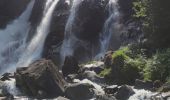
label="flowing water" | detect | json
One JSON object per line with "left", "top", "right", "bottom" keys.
{"left": 0, "top": 0, "right": 60, "bottom": 74}
{"left": 17, "top": 0, "right": 60, "bottom": 67}
{"left": 0, "top": 0, "right": 35, "bottom": 74}
{"left": 96, "top": 0, "right": 121, "bottom": 58}
{"left": 60, "top": 0, "right": 82, "bottom": 62}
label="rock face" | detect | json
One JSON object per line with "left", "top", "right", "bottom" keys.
{"left": 72, "top": 0, "right": 108, "bottom": 41}
{"left": 15, "top": 59, "right": 66, "bottom": 98}
{"left": 65, "top": 83, "right": 94, "bottom": 100}
{"left": 43, "top": 0, "right": 71, "bottom": 60}
{"left": 0, "top": 0, "right": 30, "bottom": 28}
{"left": 62, "top": 56, "right": 80, "bottom": 77}
{"left": 118, "top": 0, "right": 134, "bottom": 23}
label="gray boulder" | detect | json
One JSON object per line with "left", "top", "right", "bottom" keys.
{"left": 15, "top": 59, "right": 67, "bottom": 98}
{"left": 65, "top": 83, "right": 94, "bottom": 100}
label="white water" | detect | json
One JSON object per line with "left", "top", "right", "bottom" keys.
{"left": 0, "top": 78, "right": 21, "bottom": 96}
{"left": 0, "top": 0, "right": 35, "bottom": 74}
{"left": 17, "top": 0, "right": 60, "bottom": 67}
{"left": 60, "top": 0, "right": 82, "bottom": 62}
{"left": 73, "top": 79, "right": 105, "bottom": 95}
{"left": 96, "top": 0, "right": 121, "bottom": 58}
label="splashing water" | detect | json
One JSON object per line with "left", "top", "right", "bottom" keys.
{"left": 17, "top": 0, "right": 60, "bottom": 67}
{"left": 0, "top": 0, "right": 35, "bottom": 74}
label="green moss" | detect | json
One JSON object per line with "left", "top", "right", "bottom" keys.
{"left": 100, "top": 46, "right": 147, "bottom": 84}
{"left": 99, "top": 67, "right": 112, "bottom": 77}
{"left": 112, "top": 47, "right": 130, "bottom": 60}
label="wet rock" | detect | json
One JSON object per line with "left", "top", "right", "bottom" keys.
{"left": 66, "top": 74, "right": 80, "bottom": 83}
{"left": 81, "top": 71, "right": 104, "bottom": 83}
{"left": 134, "top": 79, "right": 153, "bottom": 90}
{"left": 160, "top": 83, "right": 170, "bottom": 92}
{"left": 104, "top": 85, "right": 118, "bottom": 95}
{"left": 104, "top": 51, "right": 114, "bottom": 66}
{"left": 0, "top": 73, "right": 11, "bottom": 81}
{"left": 153, "top": 80, "right": 162, "bottom": 89}
{"left": 0, "top": 0, "right": 30, "bottom": 28}
{"left": 73, "top": 0, "right": 108, "bottom": 41}
{"left": 43, "top": 0, "right": 71, "bottom": 61}
{"left": 57, "top": 96, "right": 70, "bottom": 100}
{"left": 82, "top": 61, "right": 104, "bottom": 74}
{"left": 15, "top": 59, "right": 66, "bottom": 98}
{"left": 118, "top": 0, "right": 134, "bottom": 23}
{"left": 115, "top": 85, "right": 135, "bottom": 100}
{"left": 65, "top": 83, "right": 94, "bottom": 100}
{"left": 96, "top": 95, "right": 117, "bottom": 100}
{"left": 62, "top": 56, "right": 80, "bottom": 77}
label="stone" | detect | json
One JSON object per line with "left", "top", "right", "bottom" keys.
{"left": 65, "top": 83, "right": 94, "bottom": 100}
{"left": 56, "top": 96, "right": 70, "bottom": 100}
{"left": 104, "top": 85, "right": 118, "bottom": 95}
{"left": 62, "top": 56, "right": 80, "bottom": 77}
{"left": 15, "top": 59, "right": 67, "bottom": 98}
{"left": 134, "top": 79, "right": 153, "bottom": 90}
{"left": 115, "top": 85, "right": 135, "bottom": 100}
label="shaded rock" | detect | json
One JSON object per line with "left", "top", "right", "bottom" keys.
{"left": 66, "top": 74, "right": 80, "bottom": 83}
{"left": 0, "top": 0, "right": 30, "bottom": 28}
{"left": 134, "top": 79, "right": 153, "bottom": 90}
{"left": 118, "top": 0, "right": 134, "bottom": 23}
{"left": 57, "top": 96, "right": 70, "bottom": 100}
{"left": 104, "top": 51, "right": 114, "bottom": 66}
{"left": 153, "top": 80, "right": 162, "bottom": 89}
{"left": 73, "top": 0, "right": 108, "bottom": 41}
{"left": 15, "top": 59, "right": 66, "bottom": 98}
{"left": 0, "top": 73, "right": 11, "bottom": 81}
{"left": 65, "top": 83, "right": 94, "bottom": 100}
{"left": 81, "top": 71, "right": 104, "bottom": 83}
{"left": 160, "top": 83, "right": 170, "bottom": 92}
{"left": 43, "top": 0, "right": 71, "bottom": 62}
{"left": 62, "top": 56, "right": 80, "bottom": 77}
{"left": 82, "top": 61, "right": 104, "bottom": 74}
{"left": 104, "top": 85, "right": 118, "bottom": 95}
{"left": 115, "top": 85, "right": 135, "bottom": 100}
{"left": 96, "top": 95, "right": 117, "bottom": 100}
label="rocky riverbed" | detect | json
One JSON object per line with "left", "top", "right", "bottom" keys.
{"left": 0, "top": 57, "right": 170, "bottom": 100}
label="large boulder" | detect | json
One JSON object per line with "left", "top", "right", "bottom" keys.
{"left": 65, "top": 83, "right": 94, "bottom": 100}
{"left": 0, "top": 0, "right": 30, "bottom": 28}
{"left": 62, "top": 56, "right": 80, "bottom": 77}
{"left": 134, "top": 79, "right": 153, "bottom": 90}
{"left": 115, "top": 85, "right": 135, "bottom": 100}
{"left": 15, "top": 59, "right": 66, "bottom": 98}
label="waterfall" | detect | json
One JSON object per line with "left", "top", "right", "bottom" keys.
{"left": 17, "top": 0, "right": 60, "bottom": 67}
{"left": 60, "top": 0, "right": 82, "bottom": 62}
{"left": 96, "top": 0, "right": 121, "bottom": 58}
{"left": 0, "top": 0, "right": 35, "bottom": 74}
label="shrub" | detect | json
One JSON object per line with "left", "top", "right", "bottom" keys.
{"left": 144, "top": 49, "right": 170, "bottom": 82}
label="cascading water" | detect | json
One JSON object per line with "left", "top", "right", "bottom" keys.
{"left": 60, "top": 0, "right": 82, "bottom": 62}
{"left": 0, "top": 0, "right": 60, "bottom": 74}
{"left": 96, "top": 0, "right": 121, "bottom": 58}
{"left": 17, "top": 0, "right": 60, "bottom": 67}
{"left": 0, "top": 0, "right": 35, "bottom": 74}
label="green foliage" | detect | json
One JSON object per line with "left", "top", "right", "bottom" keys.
{"left": 100, "top": 46, "right": 147, "bottom": 84}
{"left": 99, "top": 67, "right": 112, "bottom": 77}
{"left": 144, "top": 49, "right": 170, "bottom": 82}
{"left": 112, "top": 47, "right": 130, "bottom": 60}
{"left": 133, "top": 0, "right": 147, "bottom": 18}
